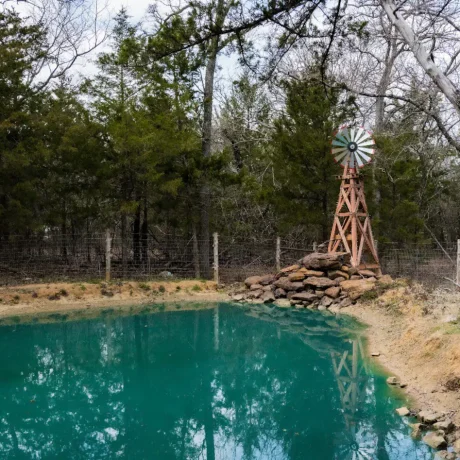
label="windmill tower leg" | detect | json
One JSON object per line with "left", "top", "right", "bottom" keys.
{"left": 328, "top": 167, "right": 381, "bottom": 274}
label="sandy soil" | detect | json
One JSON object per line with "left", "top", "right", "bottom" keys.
{"left": 0, "top": 279, "right": 228, "bottom": 324}
{"left": 0, "top": 278, "right": 459, "bottom": 429}
{"left": 346, "top": 283, "right": 460, "bottom": 426}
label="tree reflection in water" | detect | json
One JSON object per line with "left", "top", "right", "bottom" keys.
{"left": 0, "top": 304, "right": 433, "bottom": 459}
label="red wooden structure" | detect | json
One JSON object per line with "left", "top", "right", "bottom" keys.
{"left": 328, "top": 163, "right": 381, "bottom": 273}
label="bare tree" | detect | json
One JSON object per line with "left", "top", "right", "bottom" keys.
{"left": 379, "top": 0, "right": 460, "bottom": 117}
{"left": 3, "top": 0, "right": 109, "bottom": 92}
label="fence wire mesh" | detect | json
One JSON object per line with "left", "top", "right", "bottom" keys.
{"left": 0, "top": 234, "right": 457, "bottom": 289}
{"left": 379, "top": 243, "right": 458, "bottom": 288}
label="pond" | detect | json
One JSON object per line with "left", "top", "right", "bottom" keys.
{"left": 0, "top": 303, "right": 433, "bottom": 459}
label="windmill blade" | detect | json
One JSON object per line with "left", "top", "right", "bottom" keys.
{"left": 356, "top": 150, "right": 371, "bottom": 163}
{"left": 355, "top": 130, "right": 371, "bottom": 142}
{"left": 341, "top": 128, "right": 352, "bottom": 142}
{"left": 354, "top": 128, "right": 366, "bottom": 144}
{"left": 357, "top": 146, "right": 375, "bottom": 154}
{"left": 349, "top": 153, "right": 355, "bottom": 168}
{"left": 340, "top": 153, "right": 350, "bottom": 166}
{"left": 336, "top": 133, "right": 348, "bottom": 144}
{"left": 332, "top": 139, "right": 348, "bottom": 147}
{"left": 333, "top": 147, "right": 348, "bottom": 154}
{"left": 354, "top": 152, "right": 364, "bottom": 168}
{"left": 335, "top": 150, "right": 350, "bottom": 163}
{"left": 349, "top": 128, "right": 356, "bottom": 142}
{"left": 356, "top": 139, "right": 375, "bottom": 147}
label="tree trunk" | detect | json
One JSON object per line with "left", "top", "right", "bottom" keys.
{"left": 61, "top": 203, "right": 67, "bottom": 261}
{"left": 200, "top": 0, "right": 229, "bottom": 279}
{"left": 121, "top": 214, "right": 128, "bottom": 277}
{"left": 380, "top": 0, "right": 460, "bottom": 117}
{"left": 141, "top": 197, "right": 148, "bottom": 270}
{"left": 200, "top": 43, "right": 218, "bottom": 278}
{"left": 86, "top": 218, "right": 91, "bottom": 263}
{"left": 322, "top": 192, "right": 328, "bottom": 242}
{"left": 133, "top": 201, "right": 141, "bottom": 266}
{"left": 192, "top": 222, "right": 201, "bottom": 279}
{"left": 373, "top": 30, "right": 400, "bottom": 226}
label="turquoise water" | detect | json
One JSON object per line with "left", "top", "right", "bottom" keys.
{"left": 0, "top": 303, "right": 433, "bottom": 459}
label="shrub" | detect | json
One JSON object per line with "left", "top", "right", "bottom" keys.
{"left": 361, "top": 290, "right": 379, "bottom": 301}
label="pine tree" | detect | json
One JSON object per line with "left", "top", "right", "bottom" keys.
{"left": 270, "top": 71, "right": 355, "bottom": 242}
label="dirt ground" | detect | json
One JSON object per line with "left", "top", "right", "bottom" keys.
{"left": 0, "top": 279, "right": 228, "bottom": 324}
{"left": 347, "top": 283, "right": 460, "bottom": 425}
{"left": 0, "top": 277, "right": 459, "bottom": 426}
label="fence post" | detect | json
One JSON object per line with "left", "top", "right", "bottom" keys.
{"left": 213, "top": 232, "right": 219, "bottom": 284}
{"left": 457, "top": 239, "right": 460, "bottom": 288}
{"left": 276, "top": 237, "right": 281, "bottom": 272}
{"left": 313, "top": 241, "right": 317, "bottom": 252}
{"left": 105, "top": 229, "right": 111, "bottom": 283}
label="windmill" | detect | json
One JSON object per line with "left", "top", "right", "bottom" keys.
{"left": 328, "top": 126, "right": 381, "bottom": 274}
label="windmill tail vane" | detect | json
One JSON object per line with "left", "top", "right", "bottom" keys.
{"left": 328, "top": 125, "right": 381, "bottom": 274}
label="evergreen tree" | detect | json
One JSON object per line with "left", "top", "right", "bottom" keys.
{"left": 0, "top": 10, "right": 48, "bottom": 237}
{"left": 270, "top": 72, "right": 355, "bottom": 241}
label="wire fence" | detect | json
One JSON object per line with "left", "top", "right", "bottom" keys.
{"left": 379, "top": 242, "right": 458, "bottom": 289}
{"left": 0, "top": 233, "right": 457, "bottom": 289}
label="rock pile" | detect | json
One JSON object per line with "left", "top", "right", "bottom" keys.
{"left": 232, "top": 252, "right": 390, "bottom": 311}
{"left": 396, "top": 406, "right": 459, "bottom": 455}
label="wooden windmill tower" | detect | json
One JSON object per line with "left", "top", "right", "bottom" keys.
{"left": 328, "top": 126, "right": 381, "bottom": 274}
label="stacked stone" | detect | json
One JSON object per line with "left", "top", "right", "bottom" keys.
{"left": 232, "top": 252, "right": 384, "bottom": 311}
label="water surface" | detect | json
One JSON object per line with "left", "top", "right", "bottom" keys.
{"left": 0, "top": 303, "right": 433, "bottom": 459}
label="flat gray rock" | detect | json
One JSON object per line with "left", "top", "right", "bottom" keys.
{"left": 422, "top": 432, "right": 447, "bottom": 450}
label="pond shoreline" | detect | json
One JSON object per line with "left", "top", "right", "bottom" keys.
{"left": 0, "top": 280, "right": 227, "bottom": 322}
{"left": 344, "top": 293, "right": 460, "bottom": 426}
{"left": 0, "top": 279, "right": 459, "bottom": 447}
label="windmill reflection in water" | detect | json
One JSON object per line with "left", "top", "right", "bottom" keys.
{"left": 331, "top": 336, "right": 376, "bottom": 460}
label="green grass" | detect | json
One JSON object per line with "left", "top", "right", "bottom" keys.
{"left": 361, "top": 290, "right": 379, "bottom": 301}
{"left": 159, "top": 285, "right": 166, "bottom": 293}
{"left": 191, "top": 284, "right": 202, "bottom": 292}
{"left": 138, "top": 283, "right": 151, "bottom": 291}
{"left": 432, "top": 322, "right": 460, "bottom": 335}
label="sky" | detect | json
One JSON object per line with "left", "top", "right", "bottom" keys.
{"left": 70, "top": 0, "right": 240, "bottom": 92}
{"left": 110, "top": 0, "right": 150, "bottom": 19}
{"left": 71, "top": 0, "right": 154, "bottom": 77}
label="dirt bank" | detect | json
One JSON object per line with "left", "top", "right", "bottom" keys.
{"left": 0, "top": 279, "right": 228, "bottom": 324}
{"left": 346, "top": 283, "right": 460, "bottom": 426}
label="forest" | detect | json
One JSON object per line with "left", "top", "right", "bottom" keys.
{"left": 0, "top": 0, "right": 459, "bottom": 276}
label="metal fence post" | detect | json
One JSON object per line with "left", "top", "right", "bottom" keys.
{"left": 276, "top": 237, "right": 281, "bottom": 272}
{"left": 213, "top": 232, "right": 219, "bottom": 284}
{"left": 457, "top": 239, "right": 460, "bottom": 288}
{"left": 105, "top": 230, "right": 111, "bottom": 283}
